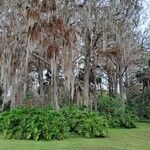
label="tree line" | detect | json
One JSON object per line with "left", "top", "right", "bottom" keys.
{"left": 0, "top": 0, "right": 149, "bottom": 113}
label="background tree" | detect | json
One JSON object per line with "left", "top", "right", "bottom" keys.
{"left": 0, "top": 0, "right": 149, "bottom": 112}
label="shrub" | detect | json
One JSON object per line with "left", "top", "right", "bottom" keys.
{"left": 97, "top": 95, "right": 137, "bottom": 128}
{"left": 0, "top": 107, "right": 69, "bottom": 140}
{"left": 1, "top": 106, "right": 108, "bottom": 140}
{"left": 61, "top": 106, "right": 108, "bottom": 138}
{"left": 98, "top": 95, "right": 123, "bottom": 116}
{"left": 0, "top": 112, "right": 5, "bottom": 132}
{"left": 128, "top": 88, "right": 150, "bottom": 121}
{"left": 106, "top": 116, "right": 121, "bottom": 128}
{"left": 119, "top": 111, "right": 137, "bottom": 128}
{"left": 107, "top": 111, "right": 137, "bottom": 128}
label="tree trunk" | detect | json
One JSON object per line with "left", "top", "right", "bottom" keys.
{"left": 93, "top": 67, "right": 97, "bottom": 111}
{"left": 83, "top": 28, "right": 91, "bottom": 107}
{"left": 118, "top": 65, "right": 125, "bottom": 112}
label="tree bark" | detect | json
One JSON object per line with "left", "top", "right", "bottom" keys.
{"left": 83, "top": 28, "right": 91, "bottom": 107}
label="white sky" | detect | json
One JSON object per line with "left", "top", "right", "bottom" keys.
{"left": 140, "top": 0, "right": 150, "bottom": 31}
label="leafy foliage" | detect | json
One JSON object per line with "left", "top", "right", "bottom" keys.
{"left": 0, "top": 97, "right": 137, "bottom": 142}
{"left": 107, "top": 111, "right": 137, "bottom": 128}
{"left": 128, "top": 88, "right": 150, "bottom": 121}
{"left": 98, "top": 95, "right": 122, "bottom": 117}
{"left": 98, "top": 96, "right": 137, "bottom": 128}
{"left": 61, "top": 106, "right": 108, "bottom": 138}
{"left": 0, "top": 108, "right": 69, "bottom": 140}
{"left": 0, "top": 106, "right": 109, "bottom": 140}
{"left": 119, "top": 111, "right": 137, "bottom": 128}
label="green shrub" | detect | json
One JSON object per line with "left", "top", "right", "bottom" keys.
{"left": 97, "top": 95, "right": 137, "bottom": 128}
{"left": 98, "top": 95, "right": 122, "bottom": 117}
{"left": 61, "top": 106, "right": 108, "bottom": 138}
{"left": 106, "top": 116, "right": 121, "bottom": 128}
{"left": 1, "top": 106, "right": 109, "bottom": 140}
{"left": 128, "top": 88, "right": 150, "bottom": 121}
{"left": 119, "top": 111, "right": 137, "bottom": 128}
{"left": 1, "top": 107, "right": 69, "bottom": 140}
{"left": 107, "top": 111, "right": 137, "bottom": 128}
{"left": 0, "top": 110, "right": 11, "bottom": 132}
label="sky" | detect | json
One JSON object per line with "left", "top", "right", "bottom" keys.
{"left": 140, "top": 0, "right": 150, "bottom": 31}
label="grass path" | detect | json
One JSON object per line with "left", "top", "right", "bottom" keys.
{"left": 0, "top": 123, "right": 150, "bottom": 150}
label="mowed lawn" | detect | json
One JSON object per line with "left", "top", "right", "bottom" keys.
{"left": 0, "top": 123, "right": 150, "bottom": 150}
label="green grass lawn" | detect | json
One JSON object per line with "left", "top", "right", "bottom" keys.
{"left": 0, "top": 123, "right": 150, "bottom": 150}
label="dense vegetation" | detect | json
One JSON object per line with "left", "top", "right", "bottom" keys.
{"left": 127, "top": 88, "right": 150, "bottom": 121}
{"left": 0, "top": 107, "right": 108, "bottom": 140}
{"left": 0, "top": 123, "right": 150, "bottom": 150}
{"left": 0, "top": 108, "right": 69, "bottom": 140}
{"left": 0, "top": 102, "right": 138, "bottom": 141}
{"left": 98, "top": 96, "right": 137, "bottom": 128}
{"left": 0, "top": 0, "right": 149, "bottom": 112}
{"left": 61, "top": 106, "right": 108, "bottom": 137}
{"left": 0, "top": 1, "right": 149, "bottom": 148}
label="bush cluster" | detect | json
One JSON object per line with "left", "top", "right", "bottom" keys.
{"left": 0, "top": 108, "right": 68, "bottom": 140}
{"left": 107, "top": 111, "right": 136, "bottom": 128}
{"left": 0, "top": 97, "right": 137, "bottom": 141}
{"left": 0, "top": 106, "right": 109, "bottom": 140}
{"left": 128, "top": 88, "right": 150, "bottom": 121}
{"left": 61, "top": 106, "right": 108, "bottom": 138}
{"left": 98, "top": 95, "right": 137, "bottom": 128}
